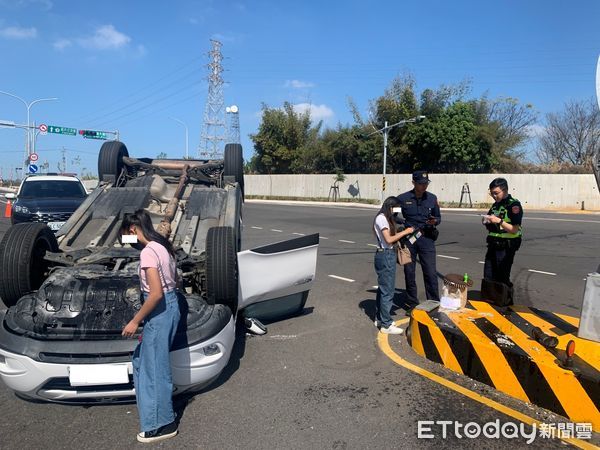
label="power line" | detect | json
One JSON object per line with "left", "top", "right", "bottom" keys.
{"left": 70, "top": 55, "right": 204, "bottom": 124}
{"left": 91, "top": 80, "right": 204, "bottom": 128}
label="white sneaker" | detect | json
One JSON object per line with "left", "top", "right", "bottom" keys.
{"left": 381, "top": 324, "right": 404, "bottom": 335}
{"left": 374, "top": 319, "right": 378, "bottom": 327}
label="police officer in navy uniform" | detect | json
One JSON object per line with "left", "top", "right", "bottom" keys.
{"left": 397, "top": 171, "right": 441, "bottom": 308}
{"left": 482, "top": 178, "right": 523, "bottom": 298}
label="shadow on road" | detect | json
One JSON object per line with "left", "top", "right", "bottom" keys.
{"left": 359, "top": 288, "right": 418, "bottom": 324}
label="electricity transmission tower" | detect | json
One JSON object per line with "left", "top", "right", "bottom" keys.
{"left": 198, "top": 39, "right": 227, "bottom": 158}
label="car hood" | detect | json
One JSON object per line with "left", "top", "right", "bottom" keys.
{"left": 16, "top": 197, "right": 85, "bottom": 212}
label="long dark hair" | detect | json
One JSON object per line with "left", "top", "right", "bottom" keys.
{"left": 121, "top": 209, "right": 176, "bottom": 257}
{"left": 375, "top": 196, "right": 401, "bottom": 236}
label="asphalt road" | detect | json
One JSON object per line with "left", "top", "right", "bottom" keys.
{"left": 0, "top": 201, "right": 597, "bottom": 449}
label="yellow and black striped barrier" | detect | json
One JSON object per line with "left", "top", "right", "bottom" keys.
{"left": 407, "top": 301, "right": 600, "bottom": 431}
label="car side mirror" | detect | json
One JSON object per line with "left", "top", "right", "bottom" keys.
{"left": 4, "top": 193, "right": 16, "bottom": 200}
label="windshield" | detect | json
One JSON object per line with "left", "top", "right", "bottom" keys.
{"left": 19, "top": 180, "right": 87, "bottom": 198}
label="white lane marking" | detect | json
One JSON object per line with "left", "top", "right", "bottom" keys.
{"left": 328, "top": 274, "right": 355, "bottom": 283}
{"left": 367, "top": 244, "right": 378, "bottom": 247}
{"left": 271, "top": 229, "right": 283, "bottom": 232}
{"left": 528, "top": 269, "right": 557, "bottom": 276}
{"left": 478, "top": 261, "right": 485, "bottom": 264}
{"left": 251, "top": 226, "right": 263, "bottom": 230}
{"left": 339, "top": 239, "right": 356, "bottom": 244}
{"left": 438, "top": 254, "right": 460, "bottom": 260}
{"left": 292, "top": 232, "right": 305, "bottom": 236}
{"left": 268, "top": 335, "right": 297, "bottom": 340}
{"left": 319, "top": 236, "right": 329, "bottom": 240}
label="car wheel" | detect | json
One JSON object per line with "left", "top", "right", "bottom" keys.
{"left": 98, "top": 141, "right": 129, "bottom": 186}
{"left": 224, "top": 143, "right": 244, "bottom": 196}
{"left": 206, "top": 226, "right": 237, "bottom": 311}
{"left": 0, "top": 223, "right": 58, "bottom": 307}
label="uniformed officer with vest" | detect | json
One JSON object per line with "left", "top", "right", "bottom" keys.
{"left": 482, "top": 177, "right": 523, "bottom": 294}
{"left": 397, "top": 170, "right": 441, "bottom": 307}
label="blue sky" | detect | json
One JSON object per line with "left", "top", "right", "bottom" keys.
{"left": 0, "top": 0, "right": 599, "bottom": 179}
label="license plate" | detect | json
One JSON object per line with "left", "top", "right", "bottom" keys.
{"left": 68, "top": 364, "right": 129, "bottom": 386}
{"left": 47, "top": 221, "right": 65, "bottom": 231}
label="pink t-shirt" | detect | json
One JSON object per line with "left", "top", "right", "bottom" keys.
{"left": 139, "top": 241, "right": 177, "bottom": 293}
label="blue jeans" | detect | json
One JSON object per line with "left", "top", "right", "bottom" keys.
{"left": 133, "top": 289, "right": 181, "bottom": 432}
{"left": 403, "top": 237, "right": 440, "bottom": 302}
{"left": 374, "top": 248, "right": 397, "bottom": 328}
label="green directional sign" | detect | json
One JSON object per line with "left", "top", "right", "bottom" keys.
{"left": 79, "top": 129, "right": 108, "bottom": 140}
{"left": 48, "top": 125, "right": 77, "bottom": 136}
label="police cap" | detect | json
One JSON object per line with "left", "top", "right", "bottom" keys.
{"left": 412, "top": 170, "right": 430, "bottom": 184}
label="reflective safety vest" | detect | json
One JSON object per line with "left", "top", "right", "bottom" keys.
{"left": 488, "top": 197, "right": 522, "bottom": 239}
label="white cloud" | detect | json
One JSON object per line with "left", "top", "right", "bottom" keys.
{"left": 0, "top": 26, "right": 37, "bottom": 39}
{"left": 284, "top": 79, "right": 315, "bottom": 89}
{"left": 135, "top": 44, "right": 148, "bottom": 57}
{"left": 0, "top": 0, "right": 52, "bottom": 10}
{"left": 293, "top": 103, "right": 334, "bottom": 121}
{"left": 53, "top": 38, "right": 72, "bottom": 50}
{"left": 212, "top": 32, "right": 236, "bottom": 43}
{"left": 526, "top": 124, "right": 546, "bottom": 138}
{"left": 78, "top": 25, "right": 131, "bottom": 50}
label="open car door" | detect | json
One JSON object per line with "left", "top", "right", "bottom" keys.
{"left": 237, "top": 233, "right": 319, "bottom": 321}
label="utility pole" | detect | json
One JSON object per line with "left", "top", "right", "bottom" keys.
{"left": 226, "top": 105, "right": 240, "bottom": 144}
{"left": 364, "top": 116, "right": 426, "bottom": 203}
{"left": 0, "top": 91, "right": 58, "bottom": 170}
{"left": 60, "top": 147, "right": 67, "bottom": 173}
{"left": 170, "top": 117, "right": 189, "bottom": 158}
{"left": 198, "top": 39, "right": 227, "bottom": 159}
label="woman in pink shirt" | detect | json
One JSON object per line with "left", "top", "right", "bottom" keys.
{"left": 121, "top": 209, "right": 180, "bottom": 444}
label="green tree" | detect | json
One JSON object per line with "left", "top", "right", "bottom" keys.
{"left": 249, "top": 102, "right": 321, "bottom": 174}
{"left": 473, "top": 96, "right": 537, "bottom": 171}
{"left": 405, "top": 102, "right": 493, "bottom": 172}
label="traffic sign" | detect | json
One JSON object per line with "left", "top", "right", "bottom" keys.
{"left": 79, "top": 129, "right": 108, "bottom": 140}
{"left": 48, "top": 125, "right": 77, "bottom": 136}
{"left": 29, "top": 153, "right": 39, "bottom": 162}
{"left": 39, "top": 124, "right": 48, "bottom": 133}
{"left": 28, "top": 164, "right": 38, "bottom": 174}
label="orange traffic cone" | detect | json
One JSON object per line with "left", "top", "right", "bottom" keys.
{"left": 4, "top": 198, "right": 11, "bottom": 218}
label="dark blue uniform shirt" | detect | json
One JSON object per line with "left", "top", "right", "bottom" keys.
{"left": 397, "top": 190, "right": 442, "bottom": 229}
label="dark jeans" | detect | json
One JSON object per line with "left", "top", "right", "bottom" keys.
{"left": 403, "top": 236, "right": 439, "bottom": 302}
{"left": 483, "top": 238, "right": 521, "bottom": 285}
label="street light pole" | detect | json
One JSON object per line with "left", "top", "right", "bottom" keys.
{"left": 365, "top": 115, "right": 426, "bottom": 203}
{"left": 0, "top": 90, "right": 58, "bottom": 165}
{"left": 170, "top": 117, "right": 189, "bottom": 159}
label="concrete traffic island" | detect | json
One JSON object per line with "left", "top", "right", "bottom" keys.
{"left": 406, "top": 300, "right": 600, "bottom": 432}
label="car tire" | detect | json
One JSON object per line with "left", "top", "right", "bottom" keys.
{"left": 206, "top": 226, "right": 237, "bottom": 311}
{"left": 224, "top": 143, "right": 244, "bottom": 195}
{"left": 0, "top": 223, "right": 58, "bottom": 307}
{"left": 98, "top": 141, "right": 129, "bottom": 186}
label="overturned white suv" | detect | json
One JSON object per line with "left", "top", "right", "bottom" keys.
{"left": 0, "top": 141, "right": 318, "bottom": 403}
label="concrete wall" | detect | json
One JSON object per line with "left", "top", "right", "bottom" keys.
{"left": 245, "top": 174, "right": 600, "bottom": 210}
{"left": 82, "top": 174, "right": 600, "bottom": 210}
